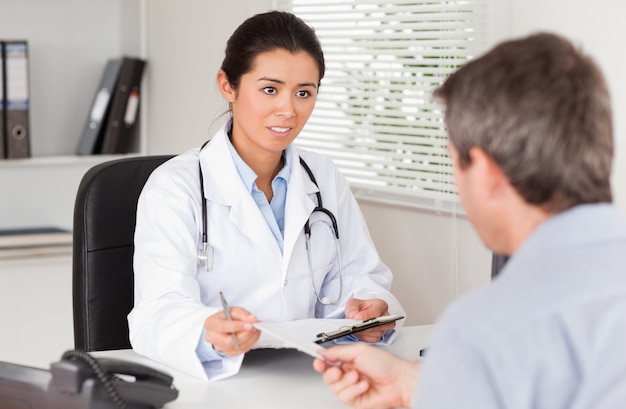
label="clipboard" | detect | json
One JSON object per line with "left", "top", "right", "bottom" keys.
{"left": 314, "top": 314, "right": 404, "bottom": 344}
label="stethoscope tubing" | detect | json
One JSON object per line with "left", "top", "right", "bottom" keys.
{"left": 197, "top": 142, "right": 343, "bottom": 304}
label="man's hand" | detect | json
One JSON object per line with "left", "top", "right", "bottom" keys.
{"left": 313, "top": 343, "right": 419, "bottom": 409}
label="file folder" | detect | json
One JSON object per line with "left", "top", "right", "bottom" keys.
{"left": 0, "top": 42, "right": 5, "bottom": 159}
{"left": 3, "top": 40, "right": 30, "bottom": 159}
{"left": 100, "top": 56, "right": 146, "bottom": 154}
{"left": 76, "top": 58, "right": 123, "bottom": 155}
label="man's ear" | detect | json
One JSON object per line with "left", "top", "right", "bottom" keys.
{"left": 468, "top": 147, "right": 508, "bottom": 197}
{"left": 217, "top": 70, "right": 236, "bottom": 103}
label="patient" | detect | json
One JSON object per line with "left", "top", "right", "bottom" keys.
{"left": 314, "top": 32, "right": 626, "bottom": 409}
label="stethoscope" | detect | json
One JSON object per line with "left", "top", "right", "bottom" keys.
{"left": 196, "top": 143, "right": 344, "bottom": 305}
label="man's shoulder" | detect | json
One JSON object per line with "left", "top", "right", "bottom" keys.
{"left": 433, "top": 273, "right": 539, "bottom": 342}
{"left": 433, "top": 284, "right": 502, "bottom": 338}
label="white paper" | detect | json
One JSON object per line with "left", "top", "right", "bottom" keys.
{"left": 253, "top": 318, "right": 359, "bottom": 359}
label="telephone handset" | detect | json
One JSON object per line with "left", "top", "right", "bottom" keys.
{"left": 0, "top": 350, "right": 179, "bottom": 409}
{"left": 51, "top": 350, "right": 179, "bottom": 408}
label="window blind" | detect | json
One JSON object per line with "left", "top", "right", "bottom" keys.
{"left": 277, "top": 0, "right": 488, "bottom": 211}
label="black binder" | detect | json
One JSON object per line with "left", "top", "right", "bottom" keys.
{"left": 3, "top": 40, "right": 30, "bottom": 159}
{"left": 0, "top": 42, "right": 5, "bottom": 159}
{"left": 76, "top": 58, "right": 123, "bottom": 155}
{"left": 100, "top": 56, "right": 146, "bottom": 154}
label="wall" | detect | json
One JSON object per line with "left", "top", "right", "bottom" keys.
{"left": 144, "top": 0, "right": 272, "bottom": 155}
{"left": 360, "top": 202, "right": 491, "bottom": 325}
{"left": 506, "top": 0, "right": 626, "bottom": 213}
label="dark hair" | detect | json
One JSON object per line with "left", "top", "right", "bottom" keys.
{"left": 434, "top": 32, "right": 613, "bottom": 212}
{"left": 221, "top": 10, "right": 325, "bottom": 90}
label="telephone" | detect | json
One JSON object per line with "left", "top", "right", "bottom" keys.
{"left": 0, "top": 350, "right": 179, "bottom": 409}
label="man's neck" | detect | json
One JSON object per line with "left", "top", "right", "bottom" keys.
{"left": 505, "top": 204, "right": 551, "bottom": 255}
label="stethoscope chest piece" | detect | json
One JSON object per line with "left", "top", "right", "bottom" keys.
{"left": 197, "top": 242, "right": 214, "bottom": 272}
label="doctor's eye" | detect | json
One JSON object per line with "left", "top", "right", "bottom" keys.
{"left": 262, "top": 86, "right": 278, "bottom": 95}
{"left": 296, "top": 90, "right": 312, "bottom": 99}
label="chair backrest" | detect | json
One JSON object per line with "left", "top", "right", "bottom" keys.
{"left": 73, "top": 155, "right": 173, "bottom": 352}
{"left": 491, "top": 253, "right": 510, "bottom": 279}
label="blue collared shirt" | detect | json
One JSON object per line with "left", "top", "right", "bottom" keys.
{"left": 416, "top": 204, "right": 626, "bottom": 409}
{"left": 225, "top": 136, "right": 291, "bottom": 253}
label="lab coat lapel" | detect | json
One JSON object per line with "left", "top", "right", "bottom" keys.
{"left": 282, "top": 150, "right": 317, "bottom": 273}
{"left": 200, "top": 132, "right": 282, "bottom": 261}
{"left": 229, "top": 198, "right": 281, "bottom": 256}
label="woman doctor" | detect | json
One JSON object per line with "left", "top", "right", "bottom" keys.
{"left": 128, "top": 10, "right": 405, "bottom": 382}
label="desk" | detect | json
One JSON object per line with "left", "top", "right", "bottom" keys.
{"left": 92, "top": 325, "right": 433, "bottom": 409}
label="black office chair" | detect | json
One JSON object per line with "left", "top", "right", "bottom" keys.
{"left": 491, "top": 253, "right": 510, "bottom": 278}
{"left": 72, "top": 155, "right": 174, "bottom": 352}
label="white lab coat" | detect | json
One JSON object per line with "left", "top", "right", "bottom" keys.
{"left": 128, "top": 122, "right": 405, "bottom": 381}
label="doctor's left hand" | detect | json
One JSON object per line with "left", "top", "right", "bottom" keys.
{"left": 344, "top": 298, "right": 393, "bottom": 343}
{"left": 203, "top": 307, "right": 260, "bottom": 356}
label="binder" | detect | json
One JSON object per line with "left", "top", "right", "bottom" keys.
{"left": 0, "top": 42, "right": 5, "bottom": 159}
{"left": 76, "top": 58, "right": 123, "bottom": 155}
{"left": 100, "top": 56, "right": 146, "bottom": 154}
{"left": 3, "top": 40, "right": 30, "bottom": 159}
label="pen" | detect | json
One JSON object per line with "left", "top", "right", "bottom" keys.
{"left": 219, "top": 292, "right": 239, "bottom": 349}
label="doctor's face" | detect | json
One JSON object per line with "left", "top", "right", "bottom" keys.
{"left": 220, "top": 49, "right": 319, "bottom": 161}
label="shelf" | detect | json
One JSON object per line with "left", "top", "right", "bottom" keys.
{"left": 0, "top": 0, "right": 146, "bottom": 231}
{"left": 0, "top": 154, "right": 139, "bottom": 169}
{"left": 0, "top": 154, "right": 141, "bottom": 231}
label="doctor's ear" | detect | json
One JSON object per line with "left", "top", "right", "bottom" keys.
{"left": 217, "top": 70, "right": 237, "bottom": 103}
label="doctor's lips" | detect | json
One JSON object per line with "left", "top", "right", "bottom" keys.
{"left": 269, "top": 126, "right": 292, "bottom": 133}
{"left": 268, "top": 126, "right": 294, "bottom": 138}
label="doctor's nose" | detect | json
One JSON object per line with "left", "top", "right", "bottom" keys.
{"left": 275, "top": 97, "right": 296, "bottom": 119}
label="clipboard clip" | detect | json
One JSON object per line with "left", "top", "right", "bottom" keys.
{"left": 314, "top": 314, "right": 404, "bottom": 344}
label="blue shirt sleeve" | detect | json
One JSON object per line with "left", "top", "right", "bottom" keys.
{"left": 333, "top": 328, "right": 396, "bottom": 345}
{"left": 196, "top": 327, "right": 226, "bottom": 362}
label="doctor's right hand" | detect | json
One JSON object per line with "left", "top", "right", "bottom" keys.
{"left": 203, "top": 307, "right": 260, "bottom": 356}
